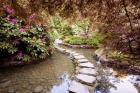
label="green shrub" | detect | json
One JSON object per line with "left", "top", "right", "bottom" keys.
{"left": 64, "top": 36, "right": 85, "bottom": 45}
{"left": 49, "top": 16, "right": 74, "bottom": 39}
{"left": 0, "top": 17, "right": 51, "bottom": 62}
{"left": 64, "top": 32, "right": 105, "bottom": 48}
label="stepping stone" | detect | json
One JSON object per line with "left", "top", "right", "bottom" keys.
{"left": 69, "top": 51, "right": 76, "bottom": 54}
{"left": 77, "top": 59, "right": 89, "bottom": 63}
{"left": 74, "top": 55, "right": 85, "bottom": 59}
{"left": 69, "top": 81, "right": 90, "bottom": 93}
{"left": 79, "top": 62, "right": 94, "bottom": 68}
{"left": 76, "top": 74, "right": 96, "bottom": 84}
{"left": 73, "top": 53, "right": 81, "bottom": 56}
{"left": 65, "top": 50, "right": 72, "bottom": 53}
{"left": 78, "top": 68, "right": 97, "bottom": 76}
{"left": 59, "top": 48, "right": 66, "bottom": 52}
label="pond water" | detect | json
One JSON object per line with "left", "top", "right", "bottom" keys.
{"left": 0, "top": 45, "right": 139, "bottom": 93}
{"left": 0, "top": 51, "right": 74, "bottom": 93}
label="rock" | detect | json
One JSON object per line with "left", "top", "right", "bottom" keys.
{"left": 78, "top": 62, "right": 94, "bottom": 68}
{"left": 72, "top": 53, "right": 81, "bottom": 56}
{"left": 7, "top": 88, "right": 16, "bottom": 93}
{"left": 33, "top": 86, "right": 43, "bottom": 93}
{"left": 76, "top": 74, "right": 96, "bottom": 84}
{"left": 0, "top": 80, "right": 11, "bottom": 88}
{"left": 74, "top": 55, "right": 85, "bottom": 60}
{"left": 65, "top": 50, "right": 72, "bottom": 53}
{"left": 54, "top": 39, "right": 63, "bottom": 44}
{"left": 57, "top": 47, "right": 65, "bottom": 52}
{"left": 69, "top": 51, "right": 76, "bottom": 54}
{"left": 78, "top": 68, "right": 96, "bottom": 76}
{"left": 77, "top": 59, "right": 89, "bottom": 63}
{"left": 69, "top": 81, "right": 90, "bottom": 93}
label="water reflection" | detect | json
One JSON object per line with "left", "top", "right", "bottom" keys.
{"left": 95, "top": 64, "right": 139, "bottom": 93}
{"left": 50, "top": 73, "right": 71, "bottom": 93}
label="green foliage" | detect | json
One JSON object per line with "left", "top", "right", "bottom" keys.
{"left": 64, "top": 32, "right": 105, "bottom": 48}
{"left": 49, "top": 16, "right": 74, "bottom": 39}
{"left": 0, "top": 17, "right": 51, "bottom": 62}
{"left": 64, "top": 36, "right": 86, "bottom": 45}
{"left": 72, "top": 19, "right": 90, "bottom": 35}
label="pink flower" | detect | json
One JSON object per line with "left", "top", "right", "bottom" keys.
{"left": 29, "top": 13, "right": 36, "bottom": 20}
{"left": 19, "top": 28, "right": 25, "bottom": 32}
{"left": 5, "top": 6, "right": 14, "bottom": 15}
{"left": 11, "top": 19, "right": 17, "bottom": 25}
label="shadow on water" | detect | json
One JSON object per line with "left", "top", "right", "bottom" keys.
{"left": 94, "top": 63, "right": 139, "bottom": 93}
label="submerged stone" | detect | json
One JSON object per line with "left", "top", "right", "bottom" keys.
{"left": 7, "top": 88, "right": 16, "bottom": 93}
{"left": 78, "top": 62, "right": 94, "bottom": 68}
{"left": 76, "top": 74, "right": 96, "bottom": 84}
{"left": 0, "top": 80, "right": 11, "bottom": 88}
{"left": 33, "top": 86, "right": 43, "bottom": 93}
{"left": 69, "top": 81, "right": 90, "bottom": 93}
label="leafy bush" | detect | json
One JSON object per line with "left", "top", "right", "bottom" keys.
{"left": 49, "top": 16, "right": 74, "bottom": 39}
{"left": 0, "top": 17, "right": 51, "bottom": 62}
{"left": 64, "top": 32, "right": 105, "bottom": 48}
{"left": 64, "top": 36, "right": 86, "bottom": 45}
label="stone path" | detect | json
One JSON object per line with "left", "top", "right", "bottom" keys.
{"left": 54, "top": 41, "right": 97, "bottom": 93}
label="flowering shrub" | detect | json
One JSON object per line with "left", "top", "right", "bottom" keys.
{"left": 0, "top": 17, "right": 51, "bottom": 63}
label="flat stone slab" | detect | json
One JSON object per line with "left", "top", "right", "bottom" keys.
{"left": 72, "top": 53, "right": 81, "bottom": 56}
{"left": 74, "top": 55, "right": 85, "bottom": 59}
{"left": 76, "top": 74, "right": 96, "bottom": 84}
{"left": 69, "top": 51, "right": 76, "bottom": 54}
{"left": 78, "top": 62, "right": 94, "bottom": 68}
{"left": 65, "top": 50, "right": 72, "bottom": 53}
{"left": 77, "top": 59, "right": 89, "bottom": 63}
{"left": 69, "top": 81, "right": 90, "bottom": 93}
{"left": 78, "top": 68, "right": 97, "bottom": 76}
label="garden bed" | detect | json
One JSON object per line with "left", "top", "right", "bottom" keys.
{"left": 94, "top": 49, "right": 140, "bottom": 75}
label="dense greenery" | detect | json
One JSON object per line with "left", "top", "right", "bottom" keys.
{"left": 0, "top": 10, "right": 51, "bottom": 63}
{"left": 49, "top": 16, "right": 73, "bottom": 39}
{"left": 64, "top": 32, "right": 105, "bottom": 48}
